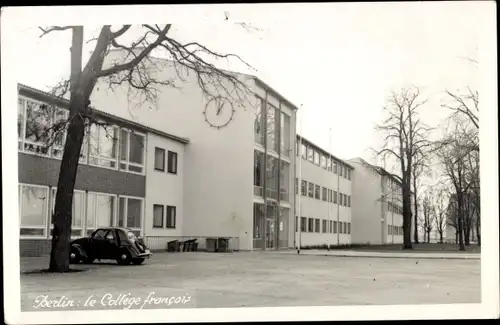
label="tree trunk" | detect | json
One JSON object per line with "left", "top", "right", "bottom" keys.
{"left": 413, "top": 183, "right": 419, "bottom": 244}
{"left": 439, "top": 231, "right": 443, "bottom": 244}
{"left": 426, "top": 230, "right": 431, "bottom": 243}
{"left": 48, "top": 27, "right": 85, "bottom": 272}
{"left": 402, "top": 185, "right": 413, "bottom": 249}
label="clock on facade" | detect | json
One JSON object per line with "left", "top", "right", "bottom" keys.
{"left": 203, "top": 97, "right": 235, "bottom": 129}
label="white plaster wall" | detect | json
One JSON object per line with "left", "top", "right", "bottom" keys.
{"left": 143, "top": 132, "right": 185, "bottom": 250}
{"left": 349, "top": 158, "right": 383, "bottom": 245}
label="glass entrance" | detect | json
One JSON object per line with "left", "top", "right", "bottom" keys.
{"left": 265, "top": 218, "right": 277, "bottom": 249}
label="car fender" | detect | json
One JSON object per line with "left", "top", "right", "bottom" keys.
{"left": 70, "top": 244, "right": 88, "bottom": 259}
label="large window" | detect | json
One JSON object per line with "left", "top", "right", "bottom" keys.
{"left": 168, "top": 151, "right": 178, "bottom": 174}
{"left": 254, "top": 97, "right": 265, "bottom": 145}
{"left": 327, "top": 158, "right": 332, "bottom": 171}
{"left": 119, "top": 197, "right": 143, "bottom": 232}
{"left": 167, "top": 206, "right": 176, "bottom": 228}
{"left": 87, "top": 193, "right": 116, "bottom": 235}
{"left": 314, "top": 185, "right": 320, "bottom": 200}
{"left": 307, "top": 147, "right": 313, "bottom": 162}
{"left": 300, "top": 217, "right": 306, "bottom": 232}
{"left": 329, "top": 220, "right": 333, "bottom": 233}
{"left": 333, "top": 191, "right": 338, "bottom": 204}
{"left": 301, "top": 180, "right": 307, "bottom": 196}
{"left": 50, "top": 189, "right": 85, "bottom": 237}
{"left": 313, "top": 150, "right": 320, "bottom": 165}
{"left": 18, "top": 97, "right": 69, "bottom": 158}
{"left": 254, "top": 150, "right": 265, "bottom": 196}
{"left": 119, "top": 129, "right": 145, "bottom": 173}
{"left": 322, "top": 219, "right": 327, "bottom": 233}
{"left": 267, "top": 104, "right": 279, "bottom": 152}
{"left": 333, "top": 161, "right": 338, "bottom": 174}
{"left": 154, "top": 147, "right": 165, "bottom": 171}
{"left": 19, "top": 184, "right": 48, "bottom": 237}
{"left": 89, "top": 124, "right": 119, "bottom": 169}
{"left": 314, "top": 218, "right": 320, "bottom": 233}
{"left": 280, "top": 112, "right": 291, "bottom": 157}
{"left": 320, "top": 155, "right": 327, "bottom": 169}
{"left": 266, "top": 156, "right": 279, "bottom": 200}
{"left": 322, "top": 187, "right": 327, "bottom": 201}
{"left": 279, "top": 161, "right": 290, "bottom": 201}
{"left": 308, "top": 218, "right": 314, "bottom": 232}
{"left": 348, "top": 195, "right": 351, "bottom": 207}
{"left": 153, "top": 204, "right": 164, "bottom": 228}
{"left": 339, "top": 192, "right": 343, "bottom": 206}
{"left": 333, "top": 221, "right": 338, "bottom": 233}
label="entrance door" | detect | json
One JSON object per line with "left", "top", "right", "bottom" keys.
{"left": 265, "top": 218, "right": 277, "bottom": 249}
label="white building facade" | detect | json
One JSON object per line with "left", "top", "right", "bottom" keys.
{"left": 294, "top": 136, "right": 354, "bottom": 247}
{"left": 348, "top": 158, "right": 405, "bottom": 245}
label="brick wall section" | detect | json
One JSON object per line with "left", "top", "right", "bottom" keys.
{"left": 20, "top": 239, "right": 52, "bottom": 257}
{"left": 19, "top": 152, "right": 146, "bottom": 197}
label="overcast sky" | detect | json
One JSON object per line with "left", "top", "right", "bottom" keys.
{"left": 4, "top": 2, "right": 493, "bottom": 165}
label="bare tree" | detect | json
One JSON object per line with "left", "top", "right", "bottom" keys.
{"left": 411, "top": 149, "right": 431, "bottom": 244}
{"left": 433, "top": 187, "right": 448, "bottom": 244}
{"left": 37, "top": 25, "right": 254, "bottom": 272}
{"left": 442, "top": 87, "right": 479, "bottom": 131}
{"left": 375, "top": 87, "right": 431, "bottom": 249}
{"left": 421, "top": 191, "right": 436, "bottom": 243}
{"left": 436, "top": 122, "right": 477, "bottom": 251}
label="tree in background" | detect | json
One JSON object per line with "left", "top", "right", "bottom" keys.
{"left": 375, "top": 87, "right": 432, "bottom": 249}
{"left": 37, "top": 24, "right": 254, "bottom": 272}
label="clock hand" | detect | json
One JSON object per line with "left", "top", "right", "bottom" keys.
{"left": 216, "top": 102, "right": 224, "bottom": 115}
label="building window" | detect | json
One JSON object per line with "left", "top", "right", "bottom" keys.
{"left": 18, "top": 98, "right": 69, "bottom": 158}
{"left": 308, "top": 182, "right": 314, "bottom": 198}
{"left": 154, "top": 147, "right": 165, "bottom": 172}
{"left": 295, "top": 216, "right": 298, "bottom": 232}
{"left": 327, "top": 157, "right": 332, "bottom": 171}
{"left": 339, "top": 164, "right": 343, "bottom": 178}
{"left": 339, "top": 192, "right": 343, "bottom": 206}
{"left": 118, "top": 196, "right": 143, "bottom": 233}
{"left": 254, "top": 97, "right": 265, "bottom": 145}
{"left": 307, "top": 147, "right": 314, "bottom": 162}
{"left": 89, "top": 124, "right": 119, "bottom": 169}
{"left": 87, "top": 192, "right": 117, "bottom": 236}
{"left": 333, "top": 191, "right": 338, "bottom": 204}
{"left": 301, "top": 180, "right": 307, "bottom": 196}
{"left": 320, "top": 155, "right": 327, "bottom": 169}
{"left": 340, "top": 222, "right": 344, "bottom": 234}
{"left": 333, "top": 221, "right": 338, "bottom": 233}
{"left": 314, "top": 185, "right": 320, "bottom": 200}
{"left": 328, "top": 189, "right": 333, "bottom": 203}
{"left": 168, "top": 151, "right": 178, "bottom": 174}
{"left": 120, "top": 129, "right": 145, "bottom": 173}
{"left": 50, "top": 188, "right": 85, "bottom": 237}
{"left": 314, "top": 218, "right": 320, "bottom": 233}
{"left": 347, "top": 222, "right": 351, "bottom": 234}
{"left": 254, "top": 150, "right": 265, "bottom": 196}
{"left": 167, "top": 206, "right": 176, "bottom": 228}
{"left": 333, "top": 161, "right": 338, "bottom": 174}
{"left": 313, "top": 150, "right": 320, "bottom": 165}
{"left": 295, "top": 178, "right": 298, "bottom": 194}
{"left": 308, "top": 218, "right": 314, "bottom": 232}
{"left": 347, "top": 169, "right": 352, "bottom": 180}
{"left": 267, "top": 103, "right": 280, "bottom": 152}
{"left": 19, "top": 184, "right": 48, "bottom": 237}
{"left": 301, "top": 217, "right": 307, "bottom": 232}
{"left": 300, "top": 143, "right": 307, "bottom": 159}
{"left": 280, "top": 112, "right": 291, "bottom": 157}
{"left": 153, "top": 204, "right": 164, "bottom": 228}
{"left": 322, "top": 187, "right": 327, "bottom": 201}
{"left": 322, "top": 219, "right": 327, "bottom": 233}
{"left": 344, "top": 166, "right": 348, "bottom": 178}
{"left": 348, "top": 195, "right": 351, "bottom": 207}
{"left": 329, "top": 220, "right": 333, "bottom": 233}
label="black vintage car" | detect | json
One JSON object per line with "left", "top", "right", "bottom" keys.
{"left": 69, "top": 227, "right": 152, "bottom": 265}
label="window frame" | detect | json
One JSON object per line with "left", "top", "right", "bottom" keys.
{"left": 117, "top": 195, "right": 144, "bottom": 235}
{"left": 301, "top": 180, "right": 307, "bottom": 196}
{"left": 153, "top": 204, "right": 165, "bottom": 228}
{"left": 86, "top": 191, "right": 118, "bottom": 236}
{"left": 167, "top": 150, "right": 178, "bottom": 174}
{"left": 300, "top": 216, "right": 307, "bottom": 232}
{"left": 50, "top": 188, "right": 86, "bottom": 238}
{"left": 19, "top": 183, "right": 49, "bottom": 239}
{"left": 154, "top": 147, "right": 166, "bottom": 172}
{"left": 322, "top": 219, "right": 327, "bottom": 233}
{"left": 314, "top": 185, "right": 321, "bottom": 200}
{"left": 322, "top": 187, "right": 327, "bottom": 202}
{"left": 119, "top": 128, "right": 146, "bottom": 175}
{"left": 308, "top": 217, "right": 314, "bottom": 232}
{"left": 88, "top": 123, "right": 120, "bottom": 171}
{"left": 314, "top": 218, "right": 320, "bottom": 233}
{"left": 166, "top": 205, "right": 177, "bottom": 229}
{"left": 308, "top": 182, "right": 314, "bottom": 198}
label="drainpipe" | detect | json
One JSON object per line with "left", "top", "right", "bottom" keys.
{"left": 276, "top": 101, "right": 281, "bottom": 251}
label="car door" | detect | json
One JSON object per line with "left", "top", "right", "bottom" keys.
{"left": 102, "top": 229, "right": 121, "bottom": 259}
{"left": 89, "top": 229, "right": 108, "bottom": 259}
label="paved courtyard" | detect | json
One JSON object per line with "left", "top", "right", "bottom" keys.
{"left": 20, "top": 251, "right": 481, "bottom": 310}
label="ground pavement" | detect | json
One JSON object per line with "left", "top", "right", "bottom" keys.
{"left": 20, "top": 251, "right": 481, "bottom": 310}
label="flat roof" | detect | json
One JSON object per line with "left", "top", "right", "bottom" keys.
{"left": 17, "top": 83, "right": 190, "bottom": 145}
{"left": 297, "top": 134, "right": 354, "bottom": 169}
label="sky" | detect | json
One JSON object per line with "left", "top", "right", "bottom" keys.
{"left": 3, "top": 2, "right": 493, "bottom": 166}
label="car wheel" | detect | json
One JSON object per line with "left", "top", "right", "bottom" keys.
{"left": 132, "top": 258, "right": 145, "bottom": 265}
{"left": 116, "top": 251, "right": 132, "bottom": 265}
{"left": 69, "top": 248, "right": 81, "bottom": 264}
